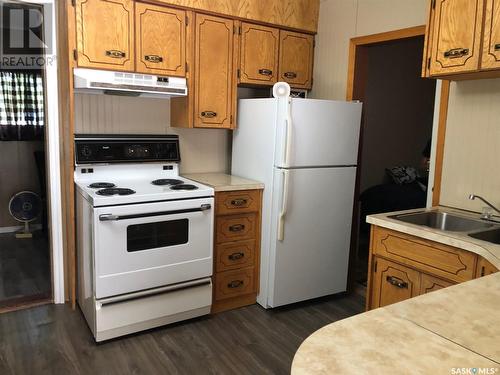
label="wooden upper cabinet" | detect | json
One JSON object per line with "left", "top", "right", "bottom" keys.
{"left": 482, "top": 0, "right": 500, "bottom": 70}
{"left": 278, "top": 30, "right": 314, "bottom": 89}
{"left": 428, "top": 0, "right": 484, "bottom": 76}
{"left": 135, "top": 3, "right": 186, "bottom": 76}
{"left": 75, "top": 0, "right": 135, "bottom": 71}
{"left": 239, "top": 23, "right": 279, "bottom": 85}
{"left": 194, "top": 14, "right": 235, "bottom": 129}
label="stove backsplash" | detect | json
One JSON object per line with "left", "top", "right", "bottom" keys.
{"left": 74, "top": 93, "right": 230, "bottom": 174}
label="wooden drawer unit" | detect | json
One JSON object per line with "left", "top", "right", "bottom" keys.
{"left": 420, "top": 273, "right": 455, "bottom": 295}
{"left": 366, "top": 225, "right": 492, "bottom": 311}
{"left": 476, "top": 257, "right": 499, "bottom": 277}
{"left": 212, "top": 188, "right": 262, "bottom": 313}
{"left": 216, "top": 213, "right": 256, "bottom": 243}
{"left": 371, "top": 257, "right": 421, "bottom": 309}
{"left": 216, "top": 239, "right": 255, "bottom": 272}
{"left": 372, "top": 227, "right": 476, "bottom": 283}
{"left": 214, "top": 267, "right": 255, "bottom": 301}
{"left": 216, "top": 190, "right": 261, "bottom": 215}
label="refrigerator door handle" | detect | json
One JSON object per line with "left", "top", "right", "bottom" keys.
{"left": 278, "top": 169, "right": 290, "bottom": 241}
{"left": 282, "top": 98, "right": 293, "bottom": 167}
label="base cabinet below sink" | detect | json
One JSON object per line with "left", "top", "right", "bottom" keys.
{"left": 366, "top": 226, "right": 498, "bottom": 310}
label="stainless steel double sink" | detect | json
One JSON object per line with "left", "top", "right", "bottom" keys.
{"left": 389, "top": 211, "right": 500, "bottom": 245}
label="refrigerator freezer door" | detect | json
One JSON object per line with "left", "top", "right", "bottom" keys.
{"left": 267, "top": 166, "right": 357, "bottom": 308}
{"left": 275, "top": 98, "right": 362, "bottom": 168}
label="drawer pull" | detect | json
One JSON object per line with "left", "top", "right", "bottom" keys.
{"left": 201, "top": 111, "right": 217, "bottom": 118}
{"left": 495, "top": 44, "right": 500, "bottom": 51}
{"left": 258, "top": 68, "right": 273, "bottom": 76}
{"left": 386, "top": 276, "right": 408, "bottom": 289}
{"left": 228, "top": 252, "right": 245, "bottom": 261}
{"left": 229, "top": 224, "right": 245, "bottom": 232}
{"left": 145, "top": 54, "right": 163, "bottom": 63}
{"left": 231, "top": 198, "right": 247, "bottom": 207}
{"left": 283, "top": 71, "right": 297, "bottom": 79}
{"left": 227, "top": 280, "right": 244, "bottom": 289}
{"left": 106, "top": 50, "right": 126, "bottom": 58}
{"left": 443, "top": 48, "right": 469, "bottom": 59}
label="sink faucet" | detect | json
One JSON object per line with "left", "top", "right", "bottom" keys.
{"left": 469, "top": 194, "right": 500, "bottom": 220}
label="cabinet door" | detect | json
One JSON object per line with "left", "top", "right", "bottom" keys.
{"left": 194, "top": 14, "right": 235, "bottom": 129}
{"left": 135, "top": 3, "right": 186, "bottom": 76}
{"left": 278, "top": 30, "right": 314, "bottom": 89}
{"left": 420, "top": 274, "right": 454, "bottom": 295}
{"left": 482, "top": 0, "right": 500, "bottom": 70}
{"left": 429, "top": 0, "right": 484, "bottom": 76}
{"left": 477, "top": 257, "right": 499, "bottom": 277}
{"left": 370, "top": 257, "right": 421, "bottom": 309}
{"left": 75, "top": 0, "right": 134, "bottom": 71}
{"left": 239, "top": 23, "right": 279, "bottom": 85}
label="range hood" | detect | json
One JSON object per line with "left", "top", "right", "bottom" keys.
{"left": 73, "top": 68, "right": 187, "bottom": 98}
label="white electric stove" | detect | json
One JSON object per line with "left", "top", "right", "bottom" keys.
{"left": 74, "top": 135, "right": 214, "bottom": 342}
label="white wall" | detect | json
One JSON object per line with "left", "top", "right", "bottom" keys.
{"left": 311, "top": 0, "right": 428, "bottom": 101}
{"left": 440, "top": 79, "right": 500, "bottom": 212}
{"left": 74, "top": 94, "right": 231, "bottom": 174}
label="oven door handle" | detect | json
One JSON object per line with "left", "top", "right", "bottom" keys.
{"left": 99, "top": 204, "right": 212, "bottom": 221}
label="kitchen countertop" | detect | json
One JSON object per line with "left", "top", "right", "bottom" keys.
{"left": 366, "top": 206, "right": 500, "bottom": 269}
{"left": 292, "top": 272, "right": 500, "bottom": 374}
{"left": 183, "top": 173, "right": 264, "bottom": 192}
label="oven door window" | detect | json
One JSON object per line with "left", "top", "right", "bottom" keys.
{"left": 127, "top": 219, "right": 189, "bottom": 252}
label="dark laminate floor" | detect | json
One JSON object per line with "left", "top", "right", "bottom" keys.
{"left": 0, "top": 288, "right": 365, "bottom": 375}
{"left": 0, "top": 231, "right": 51, "bottom": 309}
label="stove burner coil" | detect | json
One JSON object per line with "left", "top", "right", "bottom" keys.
{"left": 89, "top": 182, "right": 116, "bottom": 189}
{"left": 151, "top": 179, "right": 184, "bottom": 186}
{"left": 96, "top": 188, "right": 136, "bottom": 196}
{"left": 170, "top": 184, "right": 199, "bottom": 191}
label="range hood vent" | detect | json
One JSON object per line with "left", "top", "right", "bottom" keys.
{"left": 73, "top": 68, "right": 187, "bottom": 99}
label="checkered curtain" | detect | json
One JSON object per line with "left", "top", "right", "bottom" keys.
{"left": 0, "top": 71, "right": 44, "bottom": 141}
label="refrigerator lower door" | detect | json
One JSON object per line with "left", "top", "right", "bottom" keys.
{"left": 267, "top": 166, "right": 357, "bottom": 308}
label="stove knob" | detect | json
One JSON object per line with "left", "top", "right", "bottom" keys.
{"left": 81, "top": 146, "right": 92, "bottom": 158}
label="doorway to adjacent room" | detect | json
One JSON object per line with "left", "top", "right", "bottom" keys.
{"left": 347, "top": 27, "right": 438, "bottom": 285}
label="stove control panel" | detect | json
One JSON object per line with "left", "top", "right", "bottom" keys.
{"left": 75, "top": 135, "right": 180, "bottom": 164}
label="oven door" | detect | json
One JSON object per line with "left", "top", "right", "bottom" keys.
{"left": 93, "top": 197, "right": 214, "bottom": 298}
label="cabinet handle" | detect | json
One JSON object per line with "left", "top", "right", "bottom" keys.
{"left": 283, "top": 71, "right": 297, "bottom": 79}
{"left": 258, "top": 69, "right": 273, "bottom": 76}
{"left": 231, "top": 198, "right": 247, "bottom": 207}
{"left": 227, "top": 280, "right": 244, "bottom": 289}
{"left": 145, "top": 54, "right": 163, "bottom": 63}
{"left": 495, "top": 44, "right": 500, "bottom": 51}
{"left": 443, "top": 48, "right": 469, "bottom": 59}
{"left": 386, "top": 276, "right": 408, "bottom": 289}
{"left": 481, "top": 266, "right": 486, "bottom": 277}
{"left": 228, "top": 252, "right": 245, "bottom": 261}
{"left": 229, "top": 224, "right": 245, "bottom": 232}
{"left": 106, "top": 50, "right": 126, "bottom": 58}
{"left": 201, "top": 111, "right": 217, "bottom": 118}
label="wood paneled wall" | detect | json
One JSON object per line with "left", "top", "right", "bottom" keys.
{"left": 74, "top": 94, "right": 231, "bottom": 173}
{"left": 150, "top": 0, "right": 319, "bottom": 32}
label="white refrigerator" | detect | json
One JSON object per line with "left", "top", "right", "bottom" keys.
{"left": 232, "top": 88, "right": 362, "bottom": 308}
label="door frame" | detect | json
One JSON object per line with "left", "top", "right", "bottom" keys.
{"left": 346, "top": 25, "right": 449, "bottom": 206}
{"left": 12, "top": 0, "right": 66, "bottom": 304}
{"left": 345, "top": 25, "right": 449, "bottom": 292}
